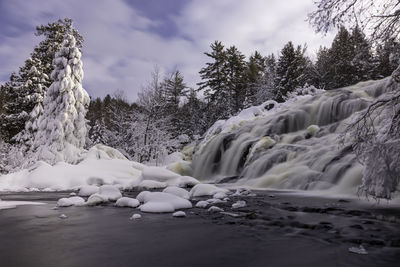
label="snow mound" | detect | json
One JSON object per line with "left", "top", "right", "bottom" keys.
{"left": 190, "top": 184, "right": 229, "bottom": 198}
{"left": 0, "top": 153, "right": 143, "bottom": 191}
{"left": 140, "top": 167, "right": 199, "bottom": 187}
{"left": 141, "top": 167, "right": 180, "bottom": 182}
{"left": 78, "top": 185, "right": 99, "bottom": 197}
{"left": 172, "top": 211, "right": 186, "bottom": 217}
{"left": 115, "top": 197, "right": 140, "bottom": 208}
{"left": 138, "top": 192, "right": 192, "bottom": 213}
{"left": 195, "top": 200, "right": 209, "bottom": 208}
{"left": 57, "top": 196, "right": 85, "bottom": 207}
{"left": 98, "top": 185, "right": 122, "bottom": 201}
{"left": 139, "top": 180, "right": 167, "bottom": 189}
{"left": 162, "top": 186, "right": 190, "bottom": 199}
{"left": 86, "top": 193, "right": 108, "bottom": 206}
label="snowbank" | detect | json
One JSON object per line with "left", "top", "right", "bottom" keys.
{"left": 0, "top": 200, "right": 44, "bottom": 210}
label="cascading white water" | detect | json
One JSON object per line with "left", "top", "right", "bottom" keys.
{"left": 191, "top": 78, "right": 392, "bottom": 194}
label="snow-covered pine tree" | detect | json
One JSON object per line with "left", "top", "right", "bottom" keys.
{"left": 374, "top": 38, "right": 400, "bottom": 79}
{"left": 350, "top": 26, "right": 374, "bottom": 82}
{"left": 31, "top": 33, "right": 90, "bottom": 165}
{"left": 275, "top": 42, "right": 309, "bottom": 101}
{"left": 13, "top": 57, "right": 48, "bottom": 149}
{"left": 325, "top": 26, "right": 355, "bottom": 89}
{"left": 0, "top": 18, "right": 83, "bottom": 147}
{"left": 245, "top": 51, "right": 266, "bottom": 106}
{"left": 162, "top": 70, "right": 189, "bottom": 138}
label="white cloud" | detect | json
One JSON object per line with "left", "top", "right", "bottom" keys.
{"left": 0, "top": 0, "right": 335, "bottom": 101}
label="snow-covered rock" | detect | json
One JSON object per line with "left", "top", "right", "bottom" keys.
{"left": 213, "top": 192, "right": 227, "bottom": 199}
{"left": 78, "top": 185, "right": 99, "bottom": 197}
{"left": 189, "top": 184, "right": 229, "bottom": 198}
{"left": 98, "top": 185, "right": 122, "bottom": 201}
{"left": 86, "top": 193, "right": 108, "bottom": 206}
{"left": 130, "top": 213, "right": 142, "bottom": 220}
{"left": 208, "top": 206, "right": 224, "bottom": 212}
{"left": 138, "top": 192, "right": 192, "bottom": 213}
{"left": 172, "top": 211, "right": 186, "bottom": 217}
{"left": 85, "top": 144, "right": 127, "bottom": 160}
{"left": 59, "top": 214, "right": 68, "bottom": 219}
{"left": 138, "top": 180, "right": 167, "bottom": 189}
{"left": 195, "top": 200, "right": 209, "bottom": 208}
{"left": 162, "top": 186, "right": 190, "bottom": 199}
{"left": 57, "top": 196, "right": 85, "bottom": 207}
{"left": 232, "top": 200, "right": 246, "bottom": 209}
{"left": 115, "top": 197, "right": 140, "bottom": 208}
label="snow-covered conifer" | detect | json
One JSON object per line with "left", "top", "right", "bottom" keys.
{"left": 32, "top": 33, "right": 89, "bottom": 164}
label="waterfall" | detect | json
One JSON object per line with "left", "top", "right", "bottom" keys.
{"left": 191, "top": 78, "right": 392, "bottom": 194}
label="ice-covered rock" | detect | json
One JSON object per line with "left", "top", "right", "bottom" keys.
{"left": 162, "top": 186, "right": 190, "bottom": 199}
{"left": 189, "top": 184, "right": 229, "bottom": 198}
{"left": 78, "top": 185, "right": 99, "bottom": 197}
{"left": 232, "top": 200, "right": 246, "bottom": 209}
{"left": 115, "top": 197, "right": 140, "bottom": 208}
{"left": 140, "top": 202, "right": 175, "bottom": 213}
{"left": 173, "top": 211, "right": 186, "bottom": 217}
{"left": 195, "top": 200, "right": 209, "bottom": 208}
{"left": 208, "top": 206, "right": 224, "bottom": 212}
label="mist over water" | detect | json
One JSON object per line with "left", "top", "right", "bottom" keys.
{"left": 191, "top": 78, "right": 391, "bottom": 195}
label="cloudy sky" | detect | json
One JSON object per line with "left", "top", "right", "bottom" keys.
{"left": 0, "top": 0, "right": 335, "bottom": 101}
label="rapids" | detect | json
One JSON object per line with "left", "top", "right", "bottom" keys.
{"left": 191, "top": 78, "right": 392, "bottom": 194}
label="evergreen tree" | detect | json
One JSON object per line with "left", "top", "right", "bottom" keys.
{"left": 350, "top": 26, "right": 374, "bottom": 82}
{"left": 275, "top": 42, "right": 310, "bottom": 101}
{"left": 162, "top": 70, "right": 188, "bottom": 138}
{"left": 225, "top": 46, "right": 247, "bottom": 114}
{"left": 312, "top": 46, "right": 331, "bottom": 88}
{"left": 374, "top": 38, "right": 400, "bottom": 78}
{"left": 32, "top": 33, "right": 90, "bottom": 165}
{"left": 325, "top": 26, "right": 355, "bottom": 89}
{"left": 0, "top": 18, "right": 83, "bottom": 145}
{"left": 198, "top": 41, "right": 229, "bottom": 121}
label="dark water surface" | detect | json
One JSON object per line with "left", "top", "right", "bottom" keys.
{"left": 0, "top": 191, "right": 399, "bottom": 267}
